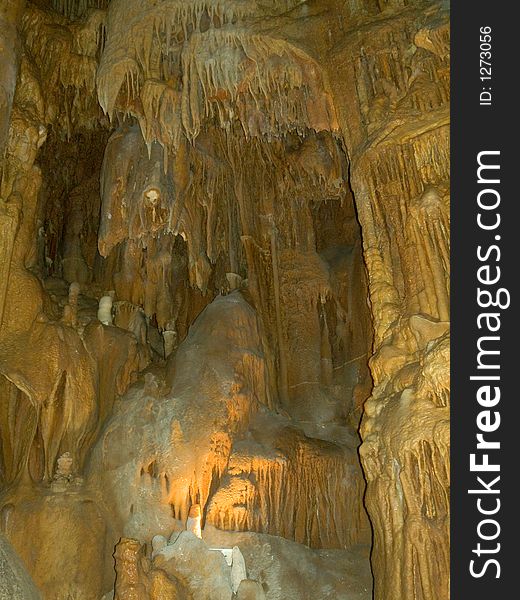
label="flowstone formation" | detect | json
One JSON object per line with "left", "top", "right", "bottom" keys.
{"left": 0, "top": 1, "right": 450, "bottom": 600}
{"left": 326, "top": 4, "right": 450, "bottom": 599}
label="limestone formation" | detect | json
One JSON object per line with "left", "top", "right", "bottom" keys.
{"left": 236, "top": 580, "right": 266, "bottom": 600}
{"left": 0, "top": 1, "right": 450, "bottom": 599}
{"left": 114, "top": 538, "right": 149, "bottom": 600}
{"left": 98, "top": 294, "right": 114, "bottom": 326}
{"left": 231, "top": 546, "right": 247, "bottom": 594}
{"left": 0, "top": 533, "right": 41, "bottom": 600}
{"left": 186, "top": 505, "right": 202, "bottom": 539}
{"left": 151, "top": 535, "right": 168, "bottom": 558}
{"left": 53, "top": 452, "right": 74, "bottom": 481}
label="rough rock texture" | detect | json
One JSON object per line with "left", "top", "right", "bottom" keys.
{"left": 236, "top": 580, "right": 266, "bottom": 600}
{"left": 325, "top": 4, "right": 451, "bottom": 599}
{"left": 114, "top": 528, "right": 371, "bottom": 600}
{"left": 89, "top": 292, "right": 369, "bottom": 551}
{"left": 0, "top": 1, "right": 450, "bottom": 599}
{"left": 88, "top": 292, "right": 269, "bottom": 539}
{"left": 112, "top": 537, "right": 191, "bottom": 600}
{"left": 1, "top": 480, "right": 115, "bottom": 600}
{"left": 0, "top": 532, "right": 42, "bottom": 600}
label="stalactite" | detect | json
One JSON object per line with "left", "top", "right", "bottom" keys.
{"left": 205, "top": 431, "right": 370, "bottom": 549}
{"left": 20, "top": 4, "right": 107, "bottom": 134}
{"left": 407, "top": 185, "right": 449, "bottom": 321}
{"left": 97, "top": 0, "right": 339, "bottom": 152}
{"left": 51, "top": 0, "right": 109, "bottom": 22}
{"left": 0, "top": 2, "right": 458, "bottom": 598}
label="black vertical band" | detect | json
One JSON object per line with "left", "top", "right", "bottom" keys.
{"left": 451, "top": 2, "right": 516, "bottom": 597}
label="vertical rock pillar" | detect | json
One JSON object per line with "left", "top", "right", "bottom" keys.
{"left": 0, "top": 200, "right": 19, "bottom": 329}
{"left": 0, "top": 1, "right": 24, "bottom": 327}
{"left": 325, "top": 3, "right": 451, "bottom": 599}
{"left": 0, "top": 0, "right": 25, "bottom": 159}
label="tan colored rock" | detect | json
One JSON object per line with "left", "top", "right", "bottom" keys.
{"left": 113, "top": 537, "right": 191, "bottom": 600}
{"left": 0, "top": 0, "right": 24, "bottom": 157}
{"left": 1, "top": 484, "right": 113, "bottom": 600}
{"left": 236, "top": 580, "right": 266, "bottom": 600}
{"left": 326, "top": 4, "right": 450, "bottom": 598}
{"left": 0, "top": 2, "right": 450, "bottom": 600}
{"left": 114, "top": 539, "right": 148, "bottom": 600}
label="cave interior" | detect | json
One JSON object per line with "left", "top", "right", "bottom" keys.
{"left": 0, "top": 1, "right": 450, "bottom": 599}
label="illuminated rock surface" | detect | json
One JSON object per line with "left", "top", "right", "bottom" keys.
{"left": 0, "top": 1, "right": 450, "bottom": 599}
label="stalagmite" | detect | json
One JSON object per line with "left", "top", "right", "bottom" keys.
{"left": 186, "top": 504, "right": 202, "bottom": 539}
{"left": 62, "top": 281, "right": 80, "bottom": 326}
{"left": 230, "top": 546, "right": 247, "bottom": 594}
{"left": 162, "top": 329, "right": 177, "bottom": 359}
{"left": 113, "top": 539, "right": 148, "bottom": 600}
{"left": 225, "top": 272, "right": 242, "bottom": 292}
{"left": 98, "top": 294, "right": 113, "bottom": 325}
{"left": 53, "top": 452, "right": 74, "bottom": 482}
{"left": 68, "top": 282, "right": 80, "bottom": 311}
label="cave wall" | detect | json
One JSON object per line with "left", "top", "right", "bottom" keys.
{"left": 325, "top": 2, "right": 450, "bottom": 599}
{"left": 0, "top": 1, "right": 450, "bottom": 599}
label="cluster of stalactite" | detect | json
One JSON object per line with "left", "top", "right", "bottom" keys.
{"left": 20, "top": 3, "right": 106, "bottom": 135}
{"left": 51, "top": 0, "right": 109, "bottom": 21}
{"left": 1, "top": 0, "right": 370, "bottom": 491}
{"left": 96, "top": 0, "right": 337, "bottom": 150}
{"left": 93, "top": 118, "right": 371, "bottom": 422}
{"left": 205, "top": 433, "right": 370, "bottom": 548}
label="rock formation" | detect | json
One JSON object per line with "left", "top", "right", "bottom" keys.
{"left": 0, "top": 532, "right": 42, "bottom": 600}
{"left": 0, "top": 1, "right": 450, "bottom": 599}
